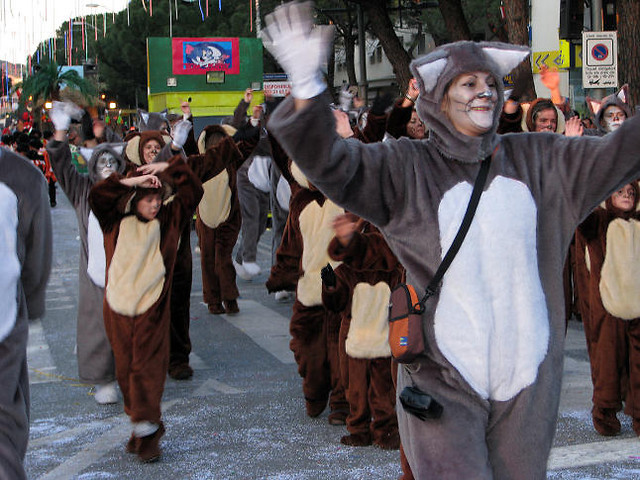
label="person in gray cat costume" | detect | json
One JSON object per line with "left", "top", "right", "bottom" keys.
{"left": 262, "top": 2, "right": 640, "bottom": 478}
{"left": 47, "top": 101, "right": 126, "bottom": 404}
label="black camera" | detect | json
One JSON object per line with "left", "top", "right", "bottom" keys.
{"left": 399, "top": 385, "right": 443, "bottom": 421}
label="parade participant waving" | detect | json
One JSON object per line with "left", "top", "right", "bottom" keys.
{"left": 262, "top": 2, "right": 640, "bottom": 477}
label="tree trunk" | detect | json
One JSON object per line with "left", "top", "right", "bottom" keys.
{"left": 344, "top": 32, "right": 358, "bottom": 87}
{"left": 358, "top": 0, "right": 413, "bottom": 92}
{"left": 617, "top": 0, "right": 640, "bottom": 108}
{"left": 503, "top": 0, "right": 536, "bottom": 101}
{"left": 438, "top": 0, "right": 471, "bottom": 41}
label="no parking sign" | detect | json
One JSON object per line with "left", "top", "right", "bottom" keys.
{"left": 582, "top": 31, "right": 618, "bottom": 88}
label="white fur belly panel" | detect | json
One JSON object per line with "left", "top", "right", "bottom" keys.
{"left": 87, "top": 211, "right": 106, "bottom": 288}
{"left": 600, "top": 219, "right": 640, "bottom": 319}
{"left": 0, "top": 183, "right": 20, "bottom": 342}
{"left": 434, "top": 176, "right": 548, "bottom": 401}
{"left": 296, "top": 199, "right": 343, "bottom": 306}
{"left": 198, "top": 171, "right": 232, "bottom": 229}
{"left": 347, "top": 282, "right": 392, "bottom": 359}
{"left": 106, "top": 216, "right": 165, "bottom": 316}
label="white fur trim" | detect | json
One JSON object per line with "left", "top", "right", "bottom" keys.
{"left": 290, "top": 161, "right": 310, "bottom": 189}
{"left": 198, "top": 170, "right": 232, "bottom": 228}
{"left": 296, "top": 199, "right": 343, "bottom": 306}
{"left": 106, "top": 216, "right": 165, "bottom": 316}
{"left": 600, "top": 219, "right": 640, "bottom": 319}
{"left": 276, "top": 176, "right": 291, "bottom": 212}
{"left": 482, "top": 47, "right": 529, "bottom": 77}
{"left": 434, "top": 176, "right": 548, "bottom": 401}
{"left": 346, "top": 282, "right": 392, "bottom": 359}
{"left": 415, "top": 58, "right": 448, "bottom": 93}
{"left": 87, "top": 211, "right": 106, "bottom": 288}
{"left": 0, "top": 183, "right": 20, "bottom": 343}
{"left": 248, "top": 155, "right": 272, "bottom": 193}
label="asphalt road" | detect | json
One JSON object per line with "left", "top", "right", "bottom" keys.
{"left": 24, "top": 190, "right": 640, "bottom": 479}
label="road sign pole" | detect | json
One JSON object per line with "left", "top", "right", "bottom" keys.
{"left": 590, "top": 0, "right": 605, "bottom": 99}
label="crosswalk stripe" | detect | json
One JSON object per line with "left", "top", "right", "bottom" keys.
{"left": 27, "top": 319, "right": 60, "bottom": 384}
{"left": 34, "top": 399, "right": 179, "bottom": 480}
{"left": 228, "top": 299, "right": 295, "bottom": 365}
{"left": 548, "top": 437, "right": 640, "bottom": 470}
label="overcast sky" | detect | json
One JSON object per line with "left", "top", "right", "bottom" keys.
{"left": 0, "top": 0, "right": 128, "bottom": 67}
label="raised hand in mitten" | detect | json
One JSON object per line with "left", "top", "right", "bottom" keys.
{"left": 321, "top": 263, "right": 336, "bottom": 288}
{"left": 261, "top": 1, "right": 334, "bottom": 99}
{"left": 50, "top": 101, "right": 84, "bottom": 132}
{"left": 171, "top": 119, "right": 192, "bottom": 149}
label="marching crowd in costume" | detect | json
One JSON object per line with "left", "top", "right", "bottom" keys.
{"left": 5, "top": 0, "right": 640, "bottom": 476}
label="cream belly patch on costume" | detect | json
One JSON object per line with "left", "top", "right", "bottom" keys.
{"left": 0, "top": 183, "right": 20, "bottom": 342}
{"left": 600, "top": 218, "right": 640, "bottom": 319}
{"left": 434, "top": 175, "right": 549, "bottom": 402}
{"left": 198, "top": 170, "right": 232, "bottom": 229}
{"left": 87, "top": 211, "right": 106, "bottom": 288}
{"left": 297, "top": 199, "right": 343, "bottom": 307}
{"left": 347, "top": 282, "right": 392, "bottom": 359}
{"left": 106, "top": 216, "right": 165, "bottom": 316}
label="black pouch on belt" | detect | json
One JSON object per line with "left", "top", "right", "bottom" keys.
{"left": 399, "top": 385, "right": 443, "bottom": 421}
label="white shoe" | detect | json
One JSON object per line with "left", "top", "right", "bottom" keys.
{"left": 275, "top": 290, "right": 293, "bottom": 302}
{"left": 242, "top": 262, "right": 261, "bottom": 277}
{"left": 94, "top": 381, "right": 118, "bottom": 405}
{"left": 233, "top": 258, "right": 253, "bottom": 281}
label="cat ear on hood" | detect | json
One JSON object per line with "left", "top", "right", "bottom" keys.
{"left": 138, "top": 109, "right": 149, "bottom": 126}
{"left": 111, "top": 143, "right": 126, "bottom": 156}
{"left": 481, "top": 46, "right": 530, "bottom": 78}
{"left": 80, "top": 147, "right": 94, "bottom": 162}
{"left": 617, "top": 84, "right": 629, "bottom": 105}
{"left": 586, "top": 96, "right": 601, "bottom": 116}
{"left": 414, "top": 57, "right": 448, "bottom": 94}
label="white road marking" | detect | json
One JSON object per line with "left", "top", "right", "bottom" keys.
{"left": 548, "top": 437, "right": 640, "bottom": 470}
{"left": 227, "top": 299, "right": 295, "bottom": 365}
{"left": 35, "top": 399, "right": 179, "bottom": 480}
{"left": 194, "top": 378, "right": 245, "bottom": 396}
{"left": 27, "top": 319, "right": 60, "bottom": 384}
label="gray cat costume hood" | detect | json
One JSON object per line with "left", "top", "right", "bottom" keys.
{"left": 594, "top": 88, "right": 633, "bottom": 136}
{"left": 268, "top": 34, "right": 640, "bottom": 477}
{"left": 81, "top": 143, "right": 127, "bottom": 183}
{"left": 410, "top": 41, "right": 528, "bottom": 163}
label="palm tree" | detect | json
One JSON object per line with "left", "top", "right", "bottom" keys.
{"left": 16, "top": 61, "right": 96, "bottom": 129}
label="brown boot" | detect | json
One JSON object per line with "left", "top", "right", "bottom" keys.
{"left": 126, "top": 433, "right": 140, "bottom": 454}
{"left": 208, "top": 303, "right": 225, "bottom": 315}
{"left": 374, "top": 430, "right": 401, "bottom": 450}
{"left": 305, "top": 398, "right": 327, "bottom": 418}
{"left": 224, "top": 299, "right": 239, "bottom": 314}
{"left": 168, "top": 363, "right": 193, "bottom": 380}
{"left": 592, "top": 407, "right": 621, "bottom": 436}
{"left": 340, "top": 433, "right": 372, "bottom": 447}
{"left": 137, "top": 423, "right": 165, "bottom": 463}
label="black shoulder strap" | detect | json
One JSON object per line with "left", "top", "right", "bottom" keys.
{"left": 421, "top": 155, "right": 492, "bottom": 303}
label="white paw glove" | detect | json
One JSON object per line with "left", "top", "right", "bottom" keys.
{"left": 50, "top": 101, "right": 84, "bottom": 132}
{"left": 261, "top": 1, "right": 334, "bottom": 99}
{"left": 171, "top": 119, "right": 192, "bottom": 149}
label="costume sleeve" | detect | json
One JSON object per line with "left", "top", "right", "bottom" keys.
{"left": 577, "top": 208, "right": 606, "bottom": 242}
{"left": 354, "top": 111, "right": 388, "bottom": 143}
{"left": 522, "top": 113, "right": 640, "bottom": 224}
{"left": 322, "top": 266, "right": 351, "bottom": 313}
{"left": 156, "top": 142, "right": 185, "bottom": 163}
{"left": 497, "top": 107, "right": 524, "bottom": 134}
{"left": 159, "top": 159, "right": 204, "bottom": 228}
{"left": 88, "top": 174, "right": 133, "bottom": 232}
{"left": 231, "top": 99, "right": 250, "bottom": 128}
{"left": 268, "top": 92, "right": 414, "bottom": 228}
{"left": 182, "top": 115, "right": 199, "bottom": 156}
{"left": 46, "top": 140, "right": 91, "bottom": 208}
{"left": 21, "top": 174, "right": 52, "bottom": 320}
{"left": 265, "top": 202, "right": 304, "bottom": 292}
{"left": 385, "top": 98, "right": 412, "bottom": 139}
